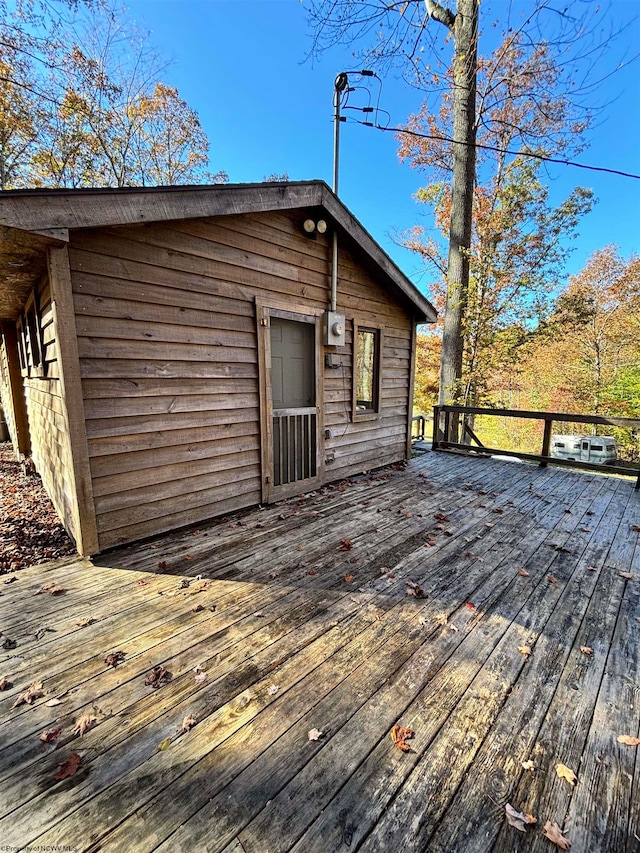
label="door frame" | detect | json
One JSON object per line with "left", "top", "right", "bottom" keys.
{"left": 256, "top": 298, "right": 324, "bottom": 503}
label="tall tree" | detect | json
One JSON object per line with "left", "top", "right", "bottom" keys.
{"left": 306, "top": 0, "right": 626, "bottom": 409}
{"left": 0, "top": 0, "right": 226, "bottom": 188}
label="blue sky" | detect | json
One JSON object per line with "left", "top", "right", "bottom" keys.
{"left": 126, "top": 0, "right": 639, "bottom": 298}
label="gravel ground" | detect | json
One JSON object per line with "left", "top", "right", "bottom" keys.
{"left": 0, "top": 442, "right": 76, "bottom": 573}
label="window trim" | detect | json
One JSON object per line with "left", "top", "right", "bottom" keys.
{"left": 20, "top": 288, "right": 46, "bottom": 378}
{"left": 352, "top": 322, "right": 383, "bottom": 420}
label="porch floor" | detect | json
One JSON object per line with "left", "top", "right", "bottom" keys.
{"left": 1, "top": 452, "right": 639, "bottom": 852}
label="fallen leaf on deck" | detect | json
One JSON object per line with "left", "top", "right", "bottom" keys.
{"left": 158, "top": 561, "right": 167, "bottom": 570}
{"left": 543, "top": 820, "right": 571, "bottom": 849}
{"left": 308, "top": 569, "right": 317, "bottom": 576}
{"left": 40, "top": 728, "right": 62, "bottom": 743}
{"left": 157, "top": 737, "right": 171, "bottom": 751}
{"left": 104, "top": 651, "right": 126, "bottom": 668}
{"left": 405, "top": 580, "right": 426, "bottom": 598}
{"left": 617, "top": 735, "right": 640, "bottom": 746}
{"left": 184, "top": 554, "right": 192, "bottom": 561}
{"left": 191, "top": 604, "right": 204, "bottom": 612}
{"left": 145, "top": 665, "right": 172, "bottom": 688}
{"left": 76, "top": 617, "right": 96, "bottom": 628}
{"left": 73, "top": 714, "right": 97, "bottom": 736}
{"left": 579, "top": 527, "right": 591, "bottom": 533}
{"left": 254, "top": 610, "right": 264, "bottom": 617}
{"left": 521, "top": 759, "right": 535, "bottom": 771}
{"left": 45, "top": 698, "right": 62, "bottom": 707}
{"left": 580, "top": 646, "right": 593, "bottom": 655}
{"left": 587, "top": 566, "right": 598, "bottom": 572}
{"left": 12, "top": 681, "right": 44, "bottom": 707}
{"left": 390, "top": 724, "right": 414, "bottom": 752}
{"left": 2, "top": 637, "right": 17, "bottom": 650}
{"left": 344, "top": 574, "right": 354, "bottom": 583}
{"left": 618, "top": 572, "right": 634, "bottom": 580}
{"left": 387, "top": 573, "right": 395, "bottom": 579}
{"left": 308, "top": 728, "right": 324, "bottom": 741}
{"left": 34, "top": 582, "right": 65, "bottom": 596}
{"left": 631, "top": 524, "right": 640, "bottom": 532}
{"left": 268, "top": 572, "right": 279, "bottom": 579}
{"left": 465, "top": 602, "right": 476, "bottom": 610}
{"left": 54, "top": 752, "right": 81, "bottom": 781}
{"left": 181, "top": 715, "right": 197, "bottom": 732}
{"left": 0, "top": 676, "right": 12, "bottom": 690}
{"left": 505, "top": 803, "right": 536, "bottom": 832}
{"left": 379, "top": 567, "right": 388, "bottom": 573}
{"left": 547, "top": 575, "right": 558, "bottom": 584}
{"left": 267, "top": 684, "right": 279, "bottom": 696}
{"left": 517, "top": 567, "right": 530, "bottom": 577}
{"left": 3, "top": 575, "right": 17, "bottom": 584}
{"left": 555, "top": 763, "right": 576, "bottom": 785}
{"left": 339, "top": 537, "right": 353, "bottom": 551}
{"left": 518, "top": 646, "right": 532, "bottom": 656}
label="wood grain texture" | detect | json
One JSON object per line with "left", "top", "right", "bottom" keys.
{"left": 0, "top": 454, "right": 636, "bottom": 853}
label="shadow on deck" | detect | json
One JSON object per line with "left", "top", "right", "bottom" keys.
{"left": 0, "top": 452, "right": 638, "bottom": 852}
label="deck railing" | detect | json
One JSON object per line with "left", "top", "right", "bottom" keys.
{"left": 432, "top": 404, "right": 640, "bottom": 489}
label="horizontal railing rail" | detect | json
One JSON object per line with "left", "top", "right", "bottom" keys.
{"left": 432, "top": 404, "right": 640, "bottom": 489}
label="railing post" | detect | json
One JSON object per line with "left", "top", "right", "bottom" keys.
{"left": 432, "top": 406, "right": 440, "bottom": 450}
{"left": 444, "top": 409, "right": 451, "bottom": 447}
{"left": 540, "top": 418, "right": 553, "bottom": 468}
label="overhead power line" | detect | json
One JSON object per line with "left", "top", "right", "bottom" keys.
{"left": 346, "top": 117, "right": 640, "bottom": 180}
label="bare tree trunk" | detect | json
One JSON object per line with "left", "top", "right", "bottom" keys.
{"left": 438, "top": 0, "right": 478, "bottom": 427}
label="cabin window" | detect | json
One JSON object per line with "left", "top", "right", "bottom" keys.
{"left": 591, "top": 444, "right": 603, "bottom": 451}
{"left": 353, "top": 324, "right": 382, "bottom": 418}
{"left": 607, "top": 444, "right": 615, "bottom": 451}
{"left": 19, "top": 290, "right": 45, "bottom": 377}
{"left": 554, "top": 442, "right": 565, "bottom": 449}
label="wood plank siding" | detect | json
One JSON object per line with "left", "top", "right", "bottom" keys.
{"left": 70, "top": 210, "right": 415, "bottom": 551}
{"left": 20, "top": 276, "right": 82, "bottom": 546}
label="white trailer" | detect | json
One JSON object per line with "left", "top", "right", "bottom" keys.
{"left": 550, "top": 434, "right": 617, "bottom": 465}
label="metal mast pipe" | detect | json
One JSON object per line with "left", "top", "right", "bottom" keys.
{"left": 331, "top": 73, "right": 347, "bottom": 313}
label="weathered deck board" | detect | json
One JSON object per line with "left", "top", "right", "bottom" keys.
{"left": 0, "top": 452, "right": 637, "bottom": 852}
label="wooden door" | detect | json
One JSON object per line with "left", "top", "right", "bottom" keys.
{"left": 258, "top": 305, "right": 323, "bottom": 502}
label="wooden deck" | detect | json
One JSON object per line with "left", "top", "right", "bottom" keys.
{"left": 1, "top": 452, "right": 638, "bottom": 852}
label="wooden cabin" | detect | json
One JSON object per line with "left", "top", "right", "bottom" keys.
{"left": 0, "top": 181, "right": 436, "bottom": 555}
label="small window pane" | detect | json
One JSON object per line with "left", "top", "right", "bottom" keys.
{"left": 356, "top": 329, "right": 377, "bottom": 411}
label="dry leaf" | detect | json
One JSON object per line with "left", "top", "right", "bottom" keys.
{"left": 587, "top": 565, "right": 598, "bottom": 572}
{"left": 617, "top": 735, "right": 640, "bottom": 746}
{"left": 45, "top": 697, "right": 62, "bottom": 707}
{"left": 543, "top": 821, "right": 571, "bottom": 849}
{"left": 40, "top": 728, "right": 62, "bottom": 743}
{"left": 521, "top": 759, "right": 535, "bottom": 771}
{"left": 631, "top": 524, "right": 640, "bottom": 532}
{"left": 465, "top": 602, "right": 476, "bottom": 610}
{"left": 158, "top": 561, "right": 167, "bottom": 570}
{"left": 73, "top": 714, "right": 97, "bottom": 736}
{"left": 2, "top": 637, "right": 17, "bottom": 650}
{"left": 518, "top": 646, "right": 532, "bottom": 657}
{"left": 54, "top": 752, "right": 81, "bottom": 781}
{"left": 390, "top": 724, "right": 414, "bottom": 752}
{"left": 145, "top": 665, "right": 172, "bottom": 688}
{"left": 104, "top": 651, "right": 126, "bottom": 667}
{"left": 339, "top": 537, "right": 353, "bottom": 551}
{"left": 267, "top": 684, "right": 279, "bottom": 696}
{"left": 619, "top": 572, "right": 634, "bottom": 580}
{"left": 580, "top": 646, "right": 593, "bottom": 655}
{"left": 137, "top": 578, "right": 149, "bottom": 586}
{"left": 547, "top": 575, "right": 558, "bottom": 584}
{"left": 308, "top": 728, "right": 324, "bottom": 741}
{"left": 0, "top": 676, "right": 12, "bottom": 690}
{"left": 77, "top": 617, "right": 96, "bottom": 628}
{"left": 555, "top": 763, "right": 576, "bottom": 785}
{"left": 405, "top": 580, "right": 426, "bottom": 598}
{"left": 344, "top": 574, "right": 354, "bottom": 583}
{"left": 181, "top": 715, "right": 197, "bottom": 732}
{"left": 517, "top": 567, "right": 530, "bottom": 577}
{"left": 12, "top": 681, "right": 44, "bottom": 707}
{"left": 308, "top": 569, "right": 318, "bottom": 576}
{"left": 158, "top": 737, "right": 171, "bottom": 751}
{"left": 191, "top": 604, "right": 205, "bottom": 612}
{"left": 505, "top": 803, "right": 537, "bottom": 832}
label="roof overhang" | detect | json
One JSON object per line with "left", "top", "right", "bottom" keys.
{"left": 0, "top": 226, "right": 68, "bottom": 320}
{"left": 0, "top": 181, "right": 436, "bottom": 323}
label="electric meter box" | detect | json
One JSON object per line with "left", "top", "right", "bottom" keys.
{"left": 323, "top": 311, "right": 346, "bottom": 347}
